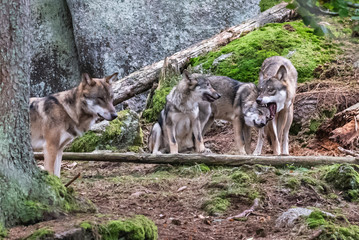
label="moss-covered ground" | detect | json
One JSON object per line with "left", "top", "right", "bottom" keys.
{"left": 7, "top": 160, "right": 359, "bottom": 239}
{"left": 190, "top": 21, "right": 340, "bottom": 84}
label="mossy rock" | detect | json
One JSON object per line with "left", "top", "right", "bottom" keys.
{"left": 190, "top": 21, "right": 339, "bottom": 84}
{"left": 323, "top": 164, "right": 359, "bottom": 200}
{"left": 67, "top": 110, "right": 143, "bottom": 152}
{"left": 99, "top": 215, "right": 158, "bottom": 240}
{"left": 306, "top": 210, "right": 359, "bottom": 239}
{"left": 24, "top": 227, "right": 54, "bottom": 240}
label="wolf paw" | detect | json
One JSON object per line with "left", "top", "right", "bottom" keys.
{"left": 201, "top": 148, "right": 212, "bottom": 154}
{"left": 152, "top": 151, "right": 162, "bottom": 155}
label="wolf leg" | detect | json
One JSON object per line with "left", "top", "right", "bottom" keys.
{"left": 166, "top": 125, "right": 178, "bottom": 154}
{"left": 54, "top": 151, "right": 63, "bottom": 177}
{"left": 233, "top": 117, "right": 246, "bottom": 154}
{"left": 149, "top": 123, "right": 163, "bottom": 154}
{"left": 281, "top": 105, "right": 293, "bottom": 155}
{"left": 268, "top": 119, "right": 281, "bottom": 155}
{"left": 253, "top": 127, "right": 265, "bottom": 155}
{"left": 243, "top": 125, "right": 252, "bottom": 154}
{"left": 43, "top": 135, "right": 60, "bottom": 175}
{"left": 193, "top": 118, "right": 207, "bottom": 153}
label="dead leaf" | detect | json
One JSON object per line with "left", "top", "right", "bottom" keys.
{"left": 177, "top": 186, "right": 187, "bottom": 192}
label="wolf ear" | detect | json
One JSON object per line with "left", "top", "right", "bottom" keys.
{"left": 82, "top": 73, "right": 95, "bottom": 86}
{"left": 259, "top": 71, "right": 264, "bottom": 82}
{"left": 105, "top": 72, "right": 118, "bottom": 84}
{"left": 276, "top": 65, "right": 287, "bottom": 81}
{"left": 182, "top": 69, "right": 196, "bottom": 85}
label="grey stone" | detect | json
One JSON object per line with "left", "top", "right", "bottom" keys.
{"left": 66, "top": 0, "right": 260, "bottom": 78}
{"left": 30, "top": 0, "right": 80, "bottom": 97}
{"left": 212, "top": 53, "right": 233, "bottom": 66}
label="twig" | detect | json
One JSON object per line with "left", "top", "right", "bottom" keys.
{"left": 309, "top": 229, "right": 323, "bottom": 240}
{"left": 227, "top": 198, "right": 259, "bottom": 220}
{"left": 338, "top": 146, "right": 359, "bottom": 157}
{"left": 65, "top": 173, "right": 81, "bottom": 187}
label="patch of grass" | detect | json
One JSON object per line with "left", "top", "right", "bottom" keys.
{"left": 190, "top": 21, "right": 339, "bottom": 83}
{"left": 259, "top": 0, "right": 283, "bottom": 12}
{"left": 285, "top": 177, "right": 301, "bottom": 190}
{"left": 24, "top": 227, "right": 54, "bottom": 240}
{"left": 0, "top": 224, "right": 7, "bottom": 238}
{"left": 80, "top": 221, "right": 93, "bottom": 231}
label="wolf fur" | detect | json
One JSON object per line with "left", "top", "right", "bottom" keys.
{"left": 254, "top": 56, "right": 297, "bottom": 155}
{"left": 148, "top": 70, "right": 221, "bottom": 154}
{"left": 30, "top": 73, "right": 118, "bottom": 177}
{"left": 199, "top": 76, "right": 270, "bottom": 154}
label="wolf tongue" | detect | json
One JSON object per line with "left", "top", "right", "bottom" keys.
{"left": 268, "top": 103, "right": 276, "bottom": 118}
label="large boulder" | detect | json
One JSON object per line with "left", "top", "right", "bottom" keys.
{"left": 66, "top": 0, "right": 260, "bottom": 78}
{"left": 30, "top": 0, "right": 81, "bottom": 97}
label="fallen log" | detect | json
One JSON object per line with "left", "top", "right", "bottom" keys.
{"left": 34, "top": 152, "right": 359, "bottom": 167}
{"left": 112, "top": 3, "right": 294, "bottom": 105}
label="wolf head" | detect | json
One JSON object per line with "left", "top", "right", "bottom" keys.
{"left": 181, "top": 70, "right": 221, "bottom": 102}
{"left": 256, "top": 65, "right": 288, "bottom": 120}
{"left": 80, "top": 73, "right": 118, "bottom": 121}
{"left": 243, "top": 104, "right": 270, "bottom": 128}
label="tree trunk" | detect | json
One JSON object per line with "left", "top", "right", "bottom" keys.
{"left": 112, "top": 3, "right": 294, "bottom": 105}
{"left": 34, "top": 152, "right": 359, "bottom": 167}
{"left": 0, "top": 1, "right": 72, "bottom": 228}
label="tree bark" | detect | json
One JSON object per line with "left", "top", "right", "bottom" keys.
{"left": 0, "top": 1, "right": 71, "bottom": 228}
{"left": 112, "top": 3, "right": 294, "bottom": 105}
{"left": 34, "top": 152, "right": 359, "bottom": 167}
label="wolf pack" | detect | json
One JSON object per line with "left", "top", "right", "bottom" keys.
{"left": 30, "top": 56, "right": 297, "bottom": 177}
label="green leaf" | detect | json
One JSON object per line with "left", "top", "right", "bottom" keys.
{"left": 286, "top": 3, "right": 297, "bottom": 9}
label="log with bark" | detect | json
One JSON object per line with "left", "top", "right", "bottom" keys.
{"left": 318, "top": 102, "right": 359, "bottom": 150}
{"left": 34, "top": 152, "right": 359, "bottom": 167}
{"left": 112, "top": 3, "right": 295, "bottom": 105}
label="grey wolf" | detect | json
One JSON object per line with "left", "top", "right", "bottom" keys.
{"left": 148, "top": 70, "right": 221, "bottom": 154}
{"left": 199, "top": 76, "right": 270, "bottom": 154}
{"left": 30, "top": 73, "right": 118, "bottom": 177}
{"left": 254, "top": 56, "right": 297, "bottom": 155}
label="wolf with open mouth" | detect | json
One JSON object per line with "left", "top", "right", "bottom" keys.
{"left": 254, "top": 56, "right": 297, "bottom": 155}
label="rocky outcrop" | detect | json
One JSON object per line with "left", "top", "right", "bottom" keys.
{"left": 66, "top": 0, "right": 260, "bottom": 78}
{"left": 30, "top": 0, "right": 80, "bottom": 97}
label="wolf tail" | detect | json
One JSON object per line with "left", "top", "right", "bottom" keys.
{"left": 148, "top": 122, "right": 162, "bottom": 154}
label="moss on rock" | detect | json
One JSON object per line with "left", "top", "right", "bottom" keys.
{"left": 99, "top": 215, "right": 158, "bottom": 240}
{"left": 190, "top": 21, "right": 339, "bottom": 83}
{"left": 202, "top": 197, "right": 230, "bottom": 216}
{"left": 68, "top": 110, "right": 143, "bottom": 152}
{"left": 24, "top": 227, "right": 54, "bottom": 240}
{"left": 323, "top": 164, "right": 359, "bottom": 201}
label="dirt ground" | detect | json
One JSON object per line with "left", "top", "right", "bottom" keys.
{"left": 6, "top": 20, "right": 359, "bottom": 240}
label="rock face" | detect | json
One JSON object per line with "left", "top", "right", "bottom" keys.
{"left": 30, "top": 0, "right": 80, "bottom": 97}
{"left": 30, "top": 0, "right": 260, "bottom": 97}
{"left": 66, "top": 0, "right": 260, "bottom": 78}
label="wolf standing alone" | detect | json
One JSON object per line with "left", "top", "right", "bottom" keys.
{"left": 254, "top": 56, "right": 297, "bottom": 155}
{"left": 30, "top": 73, "right": 118, "bottom": 177}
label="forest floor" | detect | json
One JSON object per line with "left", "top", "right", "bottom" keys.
{"left": 6, "top": 19, "right": 359, "bottom": 240}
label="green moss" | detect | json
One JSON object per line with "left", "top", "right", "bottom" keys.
{"left": 198, "top": 163, "right": 210, "bottom": 173}
{"left": 0, "top": 224, "right": 7, "bottom": 238}
{"left": 80, "top": 221, "right": 93, "bottom": 231}
{"left": 202, "top": 197, "right": 230, "bottom": 216}
{"left": 18, "top": 201, "right": 49, "bottom": 224}
{"left": 308, "top": 107, "right": 337, "bottom": 134}
{"left": 99, "top": 215, "right": 158, "bottom": 240}
{"left": 259, "top": 0, "right": 283, "bottom": 12}
{"left": 323, "top": 164, "right": 359, "bottom": 200}
{"left": 306, "top": 210, "right": 359, "bottom": 239}
{"left": 307, "top": 210, "right": 328, "bottom": 229}
{"left": 190, "top": 21, "right": 339, "bottom": 83}
{"left": 68, "top": 110, "right": 143, "bottom": 152}
{"left": 67, "top": 131, "right": 100, "bottom": 152}
{"left": 309, "top": 119, "right": 322, "bottom": 134}
{"left": 24, "top": 227, "right": 54, "bottom": 240}
{"left": 285, "top": 177, "right": 301, "bottom": 190}
{"left": 230, "top": 171, "right": 251, "bottom": 185}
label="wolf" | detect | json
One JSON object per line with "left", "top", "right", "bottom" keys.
{"left": 199, "top": 76, "right": 270, "bottom": 154}
{"left": 148, "top": 70, "right": 221, "bottom": 154}
{"left": 30, "top": 73, "right": 119, "bottom": 177}
{"left": 254, "top": 56, "right": 297, "bottom": 155}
